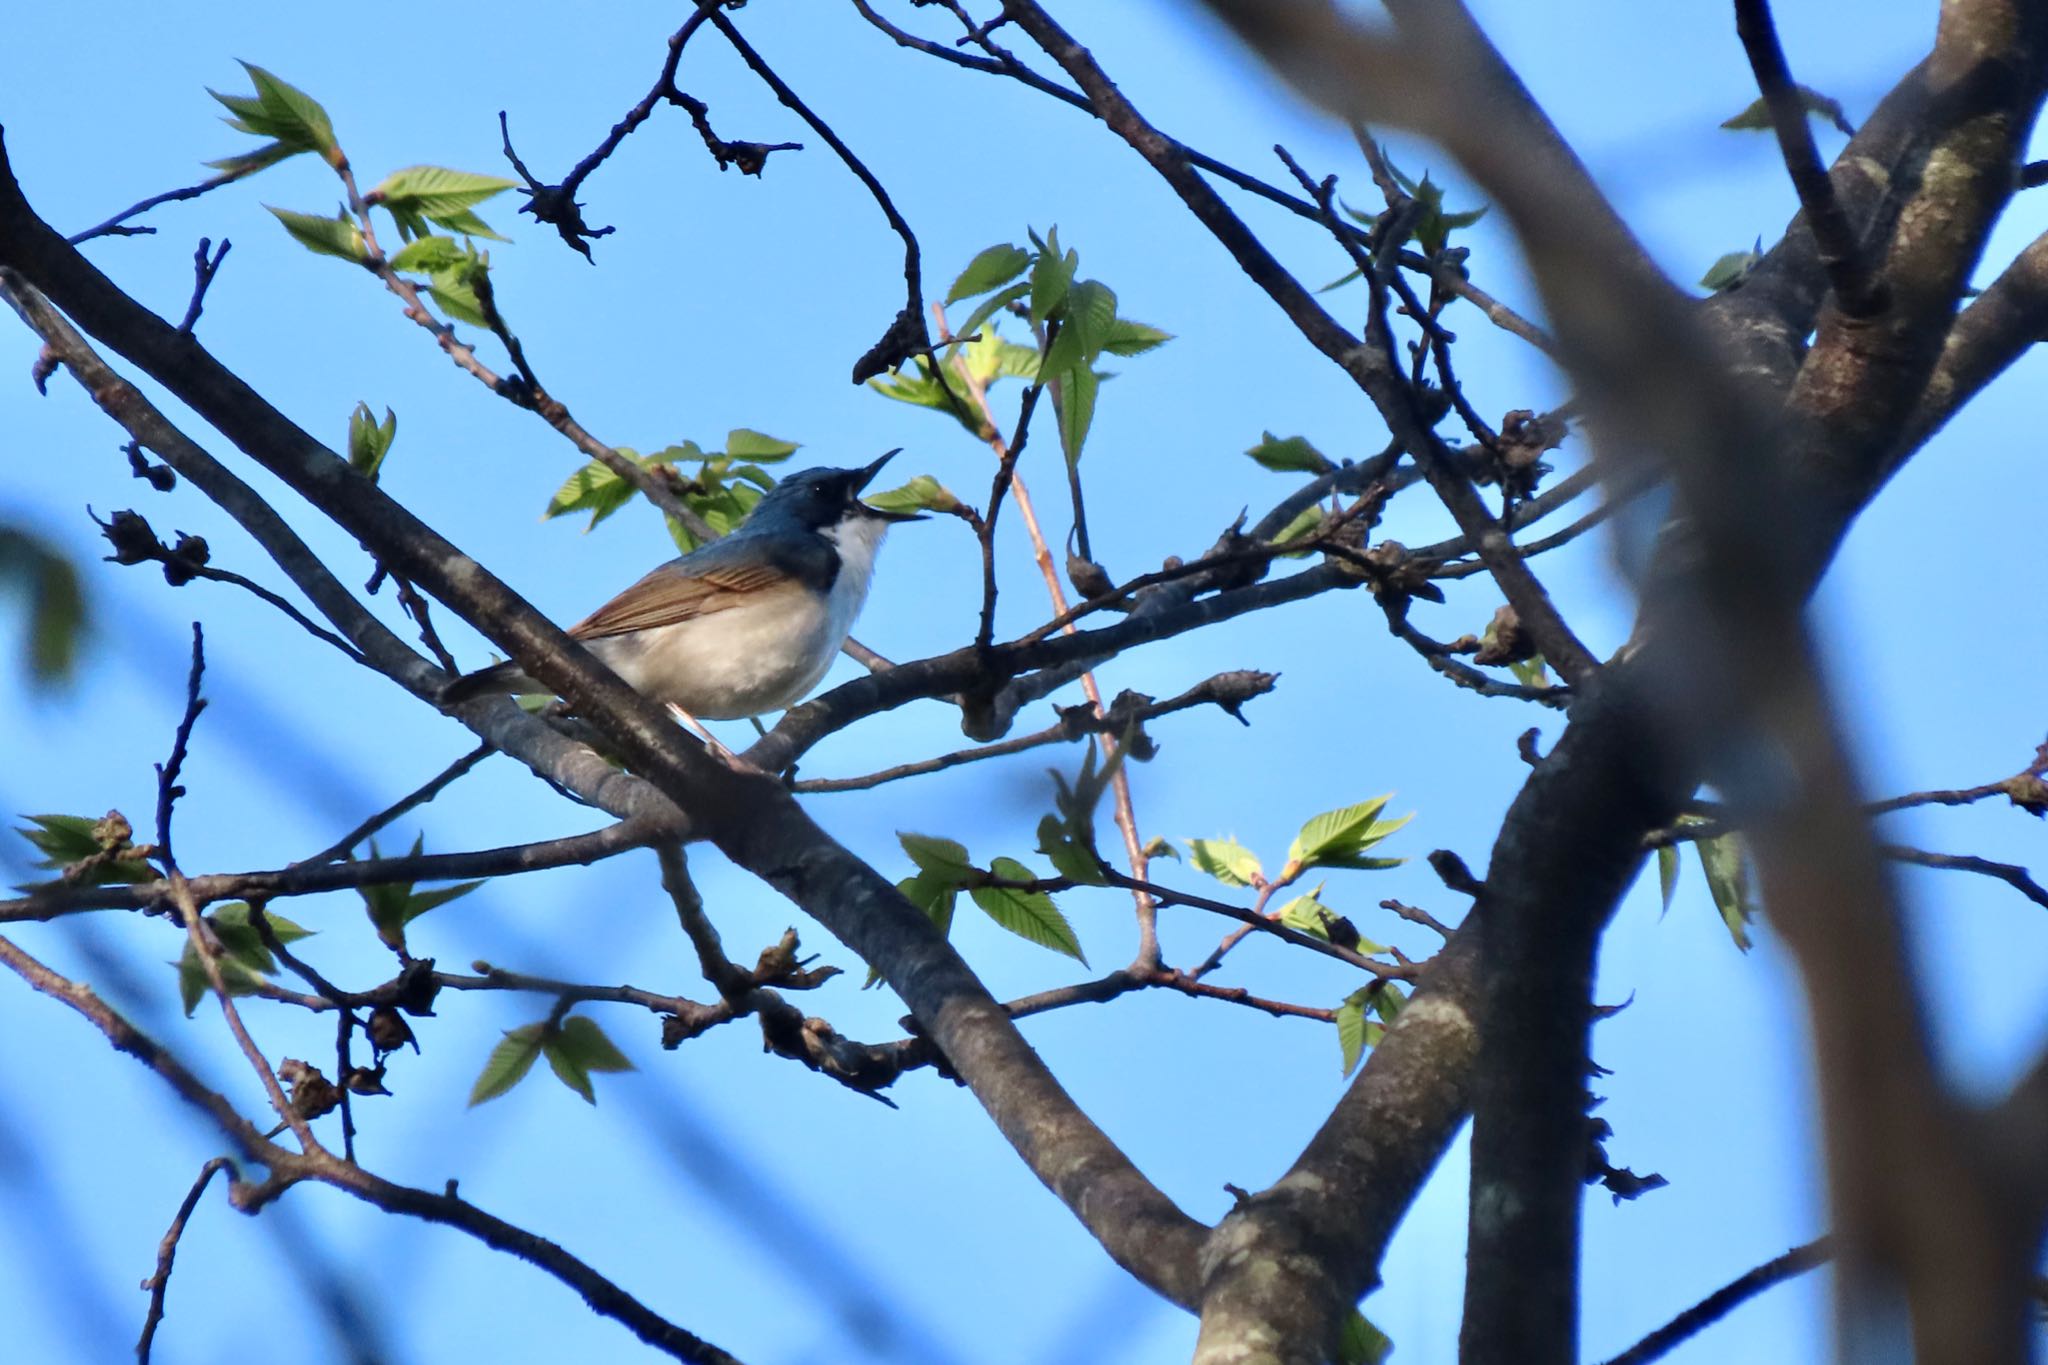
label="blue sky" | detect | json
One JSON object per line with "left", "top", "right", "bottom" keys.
{"left": 2, "top": 2, "right": 2043, "bottom": 1362}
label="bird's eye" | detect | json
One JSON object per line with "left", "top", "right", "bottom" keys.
{"left": 808, "top": 482, "right": 825, "bottom": 496}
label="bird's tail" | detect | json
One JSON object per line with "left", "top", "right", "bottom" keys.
{"left": 439, "top": 659, "right": 536, "bottom": 706}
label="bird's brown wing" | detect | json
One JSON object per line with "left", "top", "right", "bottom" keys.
{"left": 567, "top": 561, "right": 794, "bottom": 640}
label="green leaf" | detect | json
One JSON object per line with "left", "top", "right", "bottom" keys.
{"left": 946, "top": 243, "right": 1031, "bottom": 304}
{"left": 1656, "top": 843, "right": 1679, "bottom": 913}
{"left": 1270, "top": 504, "right": 1328, "bottom": 557}
{"left": 1185, "top": 836, "right": 1263, "bottom": 888}
{"left": 174, "top": 902, "right": 313, "bottom": 1017}
{"left": 13, "top": 812, "right": 151, "bottom": 886}
{"left": 872, "top": 870, "right": 961, "bottom": 989}
{"left": 1288, "top": 795, "right": 1410, "bottom": 869}
{"left": 1039, "top": 278, "right": 1117, "bottom": 380}
{"left": 544, "top": 1034, "right": 594, "bottom": 1103}
{"left": 1335, "top": 986, "right": 1387, "bottom": 1076}
{"left": 544, "top": 456, "right": 636, "bottom": 528}
{"left": 1245, "top": 432, "right": 1334, "bottom": 476}
{"left": 544, "top": 1016, "right": 634, "bottom": 1103}
{"left": 210, "top": 63, "right": 337, "bottom": 161}
{"left": 387, "top": 236, "right": 467, "bottom": 274}
{"left": 16, "top": 813, "right": 101, "bottom": 866}
{"left": 203, "top": 140, "right": 300, "bottom": 177}
{"left": 1100, "top": 317, "right": 1173, "bottom": 357}
{"left": 1279, "top": 890, "right": 1385, "bottom": 952}
{"left": 1277, "top": 889, "right": 1334, "bottom": 940}
{"left": 897, "top": 872, "right": 959, "bottom": 937}
{"left": 347, "top": 403, "right": 397, "bottom": 481}
{"left": 1317, "top": 266, "right": 1365, "bottom": 293}
{"left": 899, "top": 832, "right": 976, "bottom": 886}
{"left": 244, "top": 63, "right": 336, "bottom": 156}
{"left": 954, "top": 282, "right": 1031, "bottom": 350}
{"left": 371, "top": 166, "right": 516, "bottom": 241}
{"left": 400, "top": 879, "right": 484, "bottom": 925}
{"left": 178, "top": 951, "right": 271, "bottom": 1017}
{"left": 356, "top": 834, "right": 483, "bottom": 949}
{"left": 1029, "top": 229, "right": 1075, "bottom": 324}
{"left": 1037, "top": 814, "right": 1106, "bottom": 887}
{"left": 1057, "top": 363, "right": 1100, "bottom": 466}
{"left": 1337, "top": 1309, "right": 1394, "bottom": 1365}
{"left": 265, "top": 206, "right": 368, "bottom": 264}
{"left": 1695, "top": 830, "right": 1755, "bottom": 951}
{"left": 866, "top": 359, "right": 982, "bottom": 434}
{"left": 865, "top": 474, "right": 958, "bottom": 515}
{"left": 558, "top": 1016, "right": 635, "bottom": 1073}
{"left": 723, "top": 429, "right": 800, "bottom": 462}
{"left": 469, "top": 1023, "right": 547, "bottom": 1105}
{"left": 1700, "top": 240, "right": 1764, "bottom": 293}
{"left": 427, "top": 264, "right": 489, "bottom": 327}
{"left": 969, "top": 857, "right": 1085, "bottom": 962}
{"left": 0, "top": 528, "right": 87, "bottom": 689}
{"left": 1720, "top": 85, "right": 1852, "bottom": 136}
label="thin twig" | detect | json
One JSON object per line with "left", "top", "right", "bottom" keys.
{"left": 152, "top": 624, "right": 208, "bottom": 871}
{"left": 298, "top": 742, "right": 495, "bottom": 866}
{"left": 699, "top": 3, "right": 932, "bottom": 382}
{"left": 930, "top": 302, "right": 1164, "bottom": 967}
{"left": 792, "top": 671, "right": 1276, "bottom": 793}
{"left": 176, "top": 238, "right": 230, "bottom": 335}
{"left": 170, "top": 874, "right": 318, "bottom": 1150}
{"left": 66, "top": 171, "right": 242, "bottom": 245}
{"left": 1883, "top": 844, "right": 2048, "bottom": 911}
{"left": 7, "top": 819, "right": 662, "bottom": 922}
{"left": 136, "top": 1157, "right": 232, "bottom": 1365}
{"left": 1600, "top": 1236, "right": 1833, "bottom": 1365}
{"left": 1732, "top": 0, "right": 1878, "bottom": 315}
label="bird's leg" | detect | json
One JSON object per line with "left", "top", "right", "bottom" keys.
{"left": 665, "top": 703, "right": 745, "bottom": 768}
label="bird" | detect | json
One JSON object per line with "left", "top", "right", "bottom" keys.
{"left": 441, "top": 450, "right": 923, "bottom": 743}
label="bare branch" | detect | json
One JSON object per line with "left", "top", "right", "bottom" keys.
{"left": 1883, "top": 844, "right": 2048, "bottom": 912}
{"left": 298, "top": 742, "right": 496, "bottom": 866}
{"left": 1732, "top": 0, "right": 1879, "bottom": 315}
{"left": 1599, "top": 1237, "right": 1834, "bottom": 1365}
{"left": 136, "top": 1158, "right": 233, "bottom": 1365}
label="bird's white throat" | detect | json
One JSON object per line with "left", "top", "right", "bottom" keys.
{"left": 819, "top": 513, "right": 892, "bottom": 633}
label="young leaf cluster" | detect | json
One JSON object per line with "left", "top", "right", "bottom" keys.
{"left": 1182, "top": 796, "right": 1413, "bottom": 1069}
{"left": 175, "top": 902, "right": 315, "bottom": 1016}
{"left": 1323, "top": 152, "right": 1488, "bottom": 290}
{"left": 1658, "top": 821, "right": 1758, "bottom": 951}
{"left": 543, "top": 430, "right": 800, "bottom": 551}
{"left": 347, "top": 403, "right": 397, "bottom": 482}
{"left": 1035, "top": 741, "right": 1127, "bottom": 888}
{"left": 875, "top": 230, "right": 1171, "bottom": 464}
{"left": 13, "top": 811, "right": 151, "bottom": 889}
{"left": 356, "top": 834, "right": 482, "bottom": 953}
{"left": 892, "top": 832, "right": 1086, "bottom": 966}
{"left": 469, "top": 1015, "right": 635, "bottom": 1106}
{"left": 1335, "top": 981, "right": 1405, "bottom": 1076}
{"left": 210, "top": 65, "right": 515, "bottom": 315}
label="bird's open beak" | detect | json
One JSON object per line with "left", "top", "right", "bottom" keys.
{"left": 853, "top": 448, "right": 927, "bottom": 522}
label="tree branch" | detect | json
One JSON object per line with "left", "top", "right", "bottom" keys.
{"left": 1599, "top": 1236, "right": 1834, "bottom": 1365}
{"left": 1732, "top": 0, "right": 1879, "bottom": 315}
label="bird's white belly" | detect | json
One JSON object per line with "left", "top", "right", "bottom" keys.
{"left": 587, "top": 579, "right": 845, "bottom": 720}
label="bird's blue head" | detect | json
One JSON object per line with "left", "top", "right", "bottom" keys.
{"left": 744, "top": 449, "right": 925, "bottom": 535}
